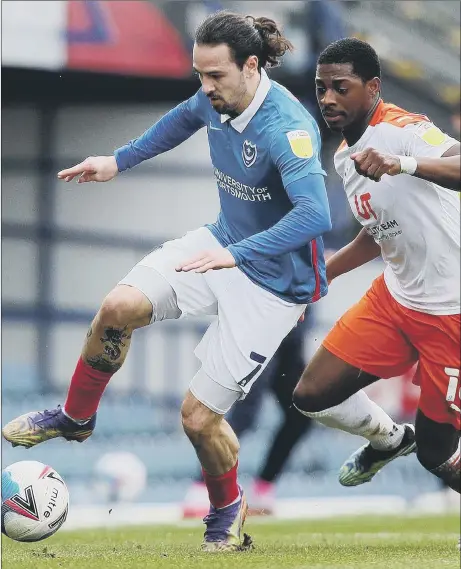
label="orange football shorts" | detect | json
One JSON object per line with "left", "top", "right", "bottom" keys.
{"left": 323, "top": 274, "right": 460, "bottom": 429}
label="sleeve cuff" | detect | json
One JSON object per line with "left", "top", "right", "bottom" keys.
{"left": 226, "top": 245, "right": 244, "bottom": 266}
{"left": 114, "top": 145, "right": 131, "bottom": 172}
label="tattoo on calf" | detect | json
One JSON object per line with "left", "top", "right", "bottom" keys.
{"left": 100, "top": 326, "right": 132, "bottom": 361}
{"left": 85, "top": 326, "right": 132, "bottom": 373}
{"left": 86, "top": 356, "right": 122, "bottom": 374}
{"left": 86, "top": 327, "right": 93, "bottom": 339}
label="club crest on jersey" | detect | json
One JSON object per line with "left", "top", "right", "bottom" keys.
{"left": 242, "top": 140, "right": 257, "bottom": 167}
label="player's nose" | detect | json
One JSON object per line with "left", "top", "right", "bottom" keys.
{"left": 320, "top": 88, "right": 337, "bottom": 108}
{"left": 201, "top": 78, "right": 214, "bottom": 96}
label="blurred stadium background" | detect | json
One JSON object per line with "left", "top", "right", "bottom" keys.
{"left": 2, "top": 0, "right": 460, "bottom": 527}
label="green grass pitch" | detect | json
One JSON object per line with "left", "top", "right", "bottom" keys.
{"left": 2, "top": 514, "right": 459, "bottom": 569}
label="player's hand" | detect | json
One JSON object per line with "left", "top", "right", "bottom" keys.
{"left": 175, "top": 248, "right": 237, "bottom": 273}
{"left": 350, "top": 148, "right": 400, "bottom": 182}
{"left": 57, "top": 155, "right": 119, "bottom": 183}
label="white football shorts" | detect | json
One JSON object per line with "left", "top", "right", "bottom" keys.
{"left": 119, "top": 227, "right": 306, "bottom": 413}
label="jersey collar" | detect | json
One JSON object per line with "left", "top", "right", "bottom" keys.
{"left": 220, "top": 68, "right": 271, "bottom": 133}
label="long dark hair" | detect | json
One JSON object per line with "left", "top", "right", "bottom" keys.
{"left": 195, "top": 11, "right": 293, "bottom": 70}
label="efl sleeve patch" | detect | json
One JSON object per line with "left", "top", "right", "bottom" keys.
{"left": 286, "top": 130, "right": 314, "bottom": 159}
{"left": 416, "top": 123, "right": 448, "bottom": 146}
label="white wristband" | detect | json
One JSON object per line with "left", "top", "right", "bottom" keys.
{"left": 398, "top": 155, "right": 417, "bottom": 176}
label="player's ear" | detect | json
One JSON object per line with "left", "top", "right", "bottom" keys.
{"left": 244, "top": 55, "right": 259, "bottom": 77}
{"left": 368, "top": 77, "right": 381, "bottom": 98}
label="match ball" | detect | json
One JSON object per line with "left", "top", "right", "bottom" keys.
{"left": 1, "top": 460, "right": 69, "bottom": 542}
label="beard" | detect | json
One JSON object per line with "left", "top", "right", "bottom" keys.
{"left": 209, "top": 79, "right": 247, "bottom": 117}
{"left": 209, "top": 96, "right": 236, "bottom": 116}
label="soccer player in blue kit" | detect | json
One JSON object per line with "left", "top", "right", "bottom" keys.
{"left": 3, "top": 12, "right": 331, "bottom": 550}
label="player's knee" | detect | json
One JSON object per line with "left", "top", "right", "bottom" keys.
{"left": 292, "top": 369, "right": 328, "bottom": 414}
{"left": 416, "top": 444, "right": 440, "bottom": 471}
{"left": 416, "top": 436, "right": 457, "bottom": 472}
{"left": 97, "top": 286, "right": 152, "bottom": 330}
{"left": 416, "top": 440, "right": 461, "bottom": 493}
{"left": 415, "top": 416, "right": 459, "bottom": 471}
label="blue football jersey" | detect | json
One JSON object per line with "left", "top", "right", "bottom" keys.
{"left": 116, "top": 69, "right": 331, "bottom": 303}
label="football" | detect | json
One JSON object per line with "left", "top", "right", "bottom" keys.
{"left": 1, "top": 460, "right": 69, "bottom": 542}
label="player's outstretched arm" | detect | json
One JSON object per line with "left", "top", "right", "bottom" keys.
{"left": 411, "top": 143, "right": 460, "bottom": 191}
{"left": 326, "top": 228, "right": 381, "bottom": 284}
{"left": 58, "top": 91, "right": 207, "bottom": 183}
{"left": 57, "top": 156, "right": 119, "bottom": 183}
{"left": 351, "top": 143, "right": 460, "bottom": 191}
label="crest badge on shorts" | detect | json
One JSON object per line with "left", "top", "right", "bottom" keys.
{"left": 242, "top": 140, "right": 257, "bottom": 167}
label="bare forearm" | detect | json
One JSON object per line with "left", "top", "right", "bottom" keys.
{"left": 327, "top": 228, "right": 381, "bottom": 282}
{"left": 414, "top": 155, "right": 461, "bottom": 191}
{"left": 351, "top": 143, "right": 460, "bottom": 191}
